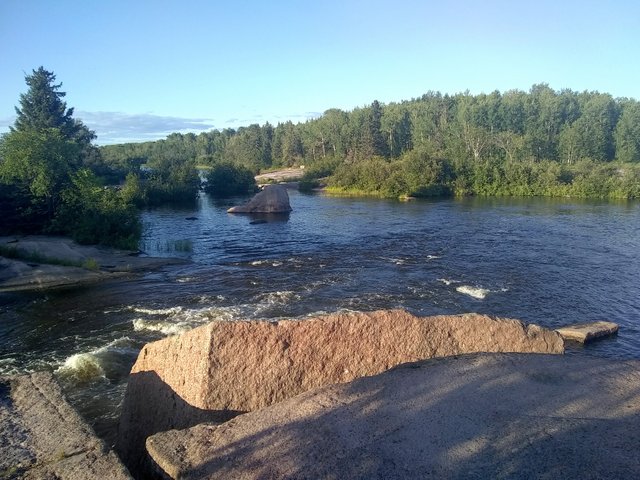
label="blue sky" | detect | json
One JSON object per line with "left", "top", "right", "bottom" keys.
{"left": 1, "top": 0, "right": 639, "bottom": 145}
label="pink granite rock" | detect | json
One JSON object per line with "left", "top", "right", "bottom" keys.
{"left": 117, "top": 309, "right": 563, "bottom": 470}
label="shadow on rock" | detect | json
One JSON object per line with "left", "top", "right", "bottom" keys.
{"left": 116, "top": 371, "right": 243, "bottom": 478}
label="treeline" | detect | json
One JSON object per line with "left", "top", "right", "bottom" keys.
{"left": 100, "top": 84, "right": 640, "bottom": 199}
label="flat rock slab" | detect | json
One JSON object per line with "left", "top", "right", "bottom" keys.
{"left": 254, "top": 167, "right": 305, "bottom": 184}
{"left": 0, "top": 372, "right": 131, "bottom": 479}
{"left": 556, "top": 321, "right": 619, "bottom": 343}
{"left": 0, "top": 236, "right": 184, "bottom": 292}
{"left": 147, "top": 353, "right": 640, "bottom": 480}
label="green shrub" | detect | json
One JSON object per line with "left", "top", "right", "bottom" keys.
{"left": 205, "top": 162, "right": 257, "bottom": 197}
{"left": 53, "top": 170, "right": 141, "bottom": 249}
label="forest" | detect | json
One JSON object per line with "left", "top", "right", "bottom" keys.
{"left": 100, "top": 85, "right": 640, "bottom": 199}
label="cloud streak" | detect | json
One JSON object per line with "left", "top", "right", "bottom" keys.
{"left": 77, "top": 111, "right": 217, "bottom": 145}
{"left": 0, "top": 110, "right": 325, "bottom": 145}
{"left": 0, "top": 116, "right": 16, "bottom": 133}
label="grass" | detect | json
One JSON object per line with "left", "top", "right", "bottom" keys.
{"left": 0, "top": 245, "right": 101, "bottom": 271}
{"left": 82, "top": 257, "right": 100, "bottom": 271}
{"left": 323, "top": 186, "right": 395, "bottom": 198}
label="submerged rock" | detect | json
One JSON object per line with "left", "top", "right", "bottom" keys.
{"left": 556, "top": 321, "right": 619, "bottom": 343}
{"left": 147, "top": 353, "right": 640, "bottom": 480}
{"left": 117, "top": 309, "right": 563, "bottom": 469}
{"left": 227, "top": 184, "right": 292, "bottom": 213}
{"left": 0, "top": 372, "right": 131, "bottom": 479}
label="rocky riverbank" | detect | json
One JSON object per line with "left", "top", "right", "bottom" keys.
{"left": 1, "top": 307, "right": 634, "bottom": 479}
{"left": 0, "top": 236, "right": 184, "bottom": 293}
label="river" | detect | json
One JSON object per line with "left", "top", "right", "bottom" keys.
{"left": 1, "top": 190, "right": 639, "bottom": 445}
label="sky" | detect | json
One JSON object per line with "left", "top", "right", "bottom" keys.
{"left": 1, "top": 0, "right": 639, "bottom": 145}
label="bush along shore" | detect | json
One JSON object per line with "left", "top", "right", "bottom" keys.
{"left": 323, "top": 154, "right": 640, "bottom": 200}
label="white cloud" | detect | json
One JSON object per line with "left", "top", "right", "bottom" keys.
{"left": 0, "top": 110, "right": 324, "bottom": 145}
{"left": 77, "top": 111, "right": 217, "bottom": 145}
{"left": 0, "top": 115, "right": 16, "bottom": 133}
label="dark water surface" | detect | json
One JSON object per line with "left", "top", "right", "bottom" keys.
{"left": 1, "top": 191, "right": 639, "bottom": 444}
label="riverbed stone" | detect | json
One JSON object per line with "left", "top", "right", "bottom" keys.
{"left": 146, "top": 353, "right": 640, "bottom": 480}
{"left": 555, "top": 321, "right": 619, "bottom": 343}
{"left": 227, "top": 184, "right": 292, "bottom": 213}
{"left": 0, "top": 371, "right": 131, "bottom": 479}
{"left": 117, "top": 309, "right": 563, "bottom": 470}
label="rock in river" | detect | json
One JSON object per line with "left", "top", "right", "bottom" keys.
{"left": 227, "top": 184, "right": 292, "bottom": 213}
{"left": 116, "top": 309, "right": 563, "bottom": 470}
{"left": 556, "top": 321, "right": 619, "bottom": 343}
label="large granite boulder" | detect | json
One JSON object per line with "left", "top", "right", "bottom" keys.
{"left": 227, "top": 184, "right": 292, "bottom": 213}
{"left": 117, "top": 309, "right": 563, "bottom": 469}
{"left": 0, "top": 372, "right": 131, "bottom": 479}
{"left": 147, "top": 353, "right": 640, "bottom": 479}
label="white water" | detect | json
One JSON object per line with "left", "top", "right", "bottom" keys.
{"left": 456, "top": 285, "right": 491, "bottom": 300}
{"left": 56, "top": 337, "right": 138, "bottom": 383}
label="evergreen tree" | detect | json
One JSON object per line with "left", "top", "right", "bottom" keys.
{"left": 13, "top": 66, "right": 79, "bottom": 139}
{"left": 370, "top": 100, "right": 389, "bottom": 157}
{"left": 615, "top": 101, "right": 640, "bottom": 162}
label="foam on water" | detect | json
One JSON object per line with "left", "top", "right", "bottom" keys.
{"left": 130, "top": 306, "right": 183, "bottom": 316}
{"left": 437, "top": 278, "right": 459, "bottom": 286}
{"left": 0, "top": 357, "right": 19, "bottom": 376}
{"left": 456, "top": 285, "right": 491, "bottom": 300}
{"left": 58, "top": 353, "right": 107, "bottom": 382}
{"left": 195, "top": 294, "right": 227, "bottom": 304}
{"left": 254, "top": 290, "right": 301, "bottom": 305}
{"left": 131, "top": 304, "right": 245, "bottom": 336}
{"left": 132, "top": 318, "right": 190, "bottom": 335}
{"left": 380, "top": 256, "right": 408, "bottom": 265}
{"left": 176, "top": 276, "right": 196, "bottom": 283}
{"left": 247, "top": 290, "right": 304, "bottom": 317}
{"left": 249, "top": 259, "right": 283, "bottom": 267}
{"left": 56, "top": 337, "right": 138, "bottom": 384}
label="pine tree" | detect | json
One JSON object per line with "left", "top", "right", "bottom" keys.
{"left": 13, "top": 66, "right": 79, "bottom": 139}
{"left": 370, "top": 100, "right": 389, "bottom": 157}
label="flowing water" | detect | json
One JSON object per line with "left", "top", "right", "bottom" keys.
{"left": 1, "top": 191, "right": 639, "bottom": 445}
